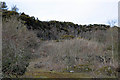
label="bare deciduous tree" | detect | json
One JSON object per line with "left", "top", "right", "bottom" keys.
{"left": 11, "top": 5, "right": 19, "bottom": 12}
{"left": 2, "top": 15, "right": 39, "bottom": 77}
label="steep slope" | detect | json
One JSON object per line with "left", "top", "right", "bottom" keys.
{"left": 2, "top": 10, "right": 119, "bottom": 78}
{"left": 3, "top": 11, "right": 111, "bottom": 40}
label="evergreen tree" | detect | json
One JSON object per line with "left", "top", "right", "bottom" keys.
{"left": 0, "top": 2, "right": 8, "bottom": 10}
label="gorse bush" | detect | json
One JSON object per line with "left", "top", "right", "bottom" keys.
{"left": 2, "top": 15, "right": 38, "bottom": 77}
{"left": 2, "top": 11, "right": 19, "bottom": 18}
{"left": 2, "top": 10, "right": 111, "bottom": 41}
{"left": 61, "top": 35, "right": 74, "bottom": 39}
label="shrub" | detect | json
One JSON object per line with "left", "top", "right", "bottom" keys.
{"left": 96, "top": 66, "right": 116, "bottom": 76}
{"left": 2, "top": 16, "right": 38, "bottom": 77}
{"left": 61, "top": 35, "right": 74, "bottom": 39}
{"left": 2, "top": 11, "right": 19, "bottom": 18}
{"left": 63, "top": 64, "right": 92, "bottom": 73}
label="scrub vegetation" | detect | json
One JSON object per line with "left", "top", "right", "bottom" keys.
{"left": 1, "top": 1, "right": 119, "bottom": 78}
